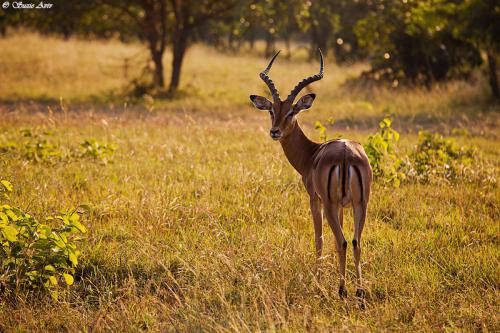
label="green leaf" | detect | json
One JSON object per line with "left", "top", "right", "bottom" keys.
{"left": 39, "top": 225, "right": 52, "bottom": 238}
{"left": 53, "top": 237, "right": 66, "bottom": 249}
{"left": 68, "top": 252, "right": 78, "bottom": 266}
{"left": 5, "top": 209, "right": 18, "bottom": 221}
{"left": 63, "top": 273, "right": 74, "bottom": 285}
{"left": 44, "top": 265, "right": 56, "bottom": 272}
{"left": 48, "top": 275, "right": 58, "bottom": 285}
{"left": 0, "top": 212, "right": 8, "bottom": 223}
{"left": 1, "top": 180, "right": 13, "bottom": 192}
{"left": 70, "top": 219, "right": 87, "bottom": 233}
{"left": 2, "top": 225, "right": 19, "bottom": 242}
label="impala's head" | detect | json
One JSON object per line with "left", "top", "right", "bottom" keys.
{"left": 250, "top": 50, "right": 324, "bottom": 141}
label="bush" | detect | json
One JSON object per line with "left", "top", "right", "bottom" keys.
{"left": 408, "top": 131, "right": 475, "bottom": 183}
{"left": 0, "top": 180, "right": 86, "bottom": 299}
{"left": 80, "top": 138, "right": 117, "bottom": 164}
{"left": 314, "top": 116, "right": 479, "bottom": 187}
{"left": 0, "top": 129, "right": 117, "bottom": 164}
{"left": 20, "top": 129, "right": 66, "bottom": 163}
{"left": 363, "top": 117, "right": 406, "bottom": 187}
{"left": 314, "top": 118, "right": 341, "bottom": 143}
{"left": 354, "top": 0, "right": 482, "bottom": 86}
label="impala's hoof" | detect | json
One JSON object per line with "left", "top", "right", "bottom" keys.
{"left": 339, "top": 285, "right": 348, "bottom": 299}
{"left": 356, "top": 288, "right": 366, "bottom": 310}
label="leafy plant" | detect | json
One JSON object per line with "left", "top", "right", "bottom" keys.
{"left": 0, "top": 180, "right": 86, "bottom": 299}
{"left": 314, "top": 120, "right": 328, "bottom": 143}
{"left": 363, "top": 117, "right": 406, "bottom": 187}
{"left": 0, "top": 141, "right": 16, "bottom": 154}
{"left": 354, "top": 0, "right": 482, "bottom": 86}
{"left": 408, "top": 131, "right": 475, "bottom": 183}
{"left": 314, "top": 115, "right": 479, "bottom": 187}
{"left": 0, "top": 180, "right": 13, "bottom": 200}
{"left": 1, "top": 129, "right": 117, "bottom": 165}
{"left": 314, "top": 118, "right": 341, "bottom": 143}
{"left": 20, "top": 129, "right": 64, "bottom": 163}
{"left": 79, "top": 138, "right": 117, "bottom": 164}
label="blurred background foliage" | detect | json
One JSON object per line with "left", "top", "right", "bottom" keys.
{"left": 0, "top": 0, "right": 498, "bottom": 99}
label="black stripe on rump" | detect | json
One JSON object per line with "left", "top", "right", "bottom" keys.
{"left": 353, "top": 165, "right": 364, "bottom": 203}
{"left": 327, "top": 165, "right": 337, "bottom": 202}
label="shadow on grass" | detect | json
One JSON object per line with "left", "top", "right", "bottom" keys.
{"left": 319, "top": 93, "right": 499, "bottom": 136}
{"left": 73, "top": 257, "right": 191, "bottom": 308}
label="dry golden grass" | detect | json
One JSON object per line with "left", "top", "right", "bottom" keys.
{"left": 0, "top": 33, "right": 498, "bottom": 332}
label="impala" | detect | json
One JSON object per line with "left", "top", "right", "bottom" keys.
{"left": 249, "top": 50, "right": 372, "bottom": 302}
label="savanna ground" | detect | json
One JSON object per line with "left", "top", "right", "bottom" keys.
{"left": 0, "top": 33, "right": 499, "bottom": 332}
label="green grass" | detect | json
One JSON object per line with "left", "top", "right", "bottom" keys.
{"left": 0, "top": 33, "right": 499, "bottom": 332}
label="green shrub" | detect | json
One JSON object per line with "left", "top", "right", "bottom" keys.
{"left": 408, "top": 131, "right": 475, "bottom": 183}
{"left": 314, "top": 120, "right": 328, "bottom": 143}
{"left": 79, "top": 138, "right": 117, "bottom": 164}
{"left": 313, "top": 116, "right": 480, "bottom": 187}
{"left": 363, "top": 117, "right": 406, "bottom": 187}
{"left": 0, "top": 180, "right": 86, "bottom": 299}
{"left": 0, "top": 129, "right": 117, "bottom": 165}
{"left": 20, "top": 129, "right": 65, "bottom": 163}
{"left": 314, "top": 118, "right": 339, "bottom": 143}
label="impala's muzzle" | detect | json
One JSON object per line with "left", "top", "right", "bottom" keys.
{"left": 270, "top": 128, "right": 282, "bottom": 140}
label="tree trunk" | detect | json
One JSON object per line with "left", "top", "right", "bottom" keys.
{"left": 168, "top": 29, "right": 189, "bottom": 95}
{"left": 284, "top": 35, "right": 291, "bottom": 59}
{"left": 264, "top": 33, "right": 275, "bottom": 58}
{"left": 62, "top": 26, "right": 71, "bottom": 40}
{"left": 486, "top": 48, "right": 499, "bottom": 100}
{"left": 227, "top": 32, "right": 234, "bottom": 50}
{"left": 248, "top": 27, "right": 255, "bottom": 50}
{"left": 151, "top": 49, "right": 165, "bottom": 88}
{"left": 309, "top": 26, "right": 329, "bottom": 59}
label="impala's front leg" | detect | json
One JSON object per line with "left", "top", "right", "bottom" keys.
{"left": 309, "top": 195, "right": 323, "bottom": 260}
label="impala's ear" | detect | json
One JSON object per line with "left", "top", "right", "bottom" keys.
{"left": 294, "top": 94, "right": 316, "bottom": 114}
{"left": 250, "top": 95, "right": 272, "bottom": 111}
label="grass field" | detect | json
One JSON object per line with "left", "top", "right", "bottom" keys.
{"left": 0, "top": 33, "right": 499, "bottom": 332}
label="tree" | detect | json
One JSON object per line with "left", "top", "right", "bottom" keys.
{"left": 167, "top": 0, "right": 238, "bottom": 94}
{"left": 354, "top": 0, "right": 481, "bottom": 86}
{"left": 453, "top": 0, "right": 500, "bottom": 99}
{"left": 102, "top": 0, "right": 169, "bottom": 89}
{"left": 102, "top": 0, "right": 238, "bottom": 95}
{"left": 330, "top": 0, "right": 373, "bottom": 63}
{"left": 297, "top": 0, "right": 339, "bottom": 59}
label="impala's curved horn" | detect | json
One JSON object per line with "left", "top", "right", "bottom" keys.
{"left": 260, "top": 51, "right": 281, "bottom": 103}
{"left": 286, "top": 49, "right": 324, "bottom": 103}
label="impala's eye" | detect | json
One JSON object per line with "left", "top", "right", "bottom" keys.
{"left": 269, "top": 111, "right": 274, "bottom": 118}
{"left": 285, "top": 112, "right": 293, "bottom": 119}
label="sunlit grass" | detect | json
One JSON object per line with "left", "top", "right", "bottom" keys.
{"left": 0, "top": 34, "right": 499, "bottom": 331}
{"left": 1, "top": 33, "right": 498, "bottom": 131}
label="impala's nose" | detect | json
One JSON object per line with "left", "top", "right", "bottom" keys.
{"left": 270, "top": 128, "right": 281, "bottom": 140}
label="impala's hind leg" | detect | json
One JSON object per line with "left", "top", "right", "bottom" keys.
{"left": 352, "top": 200, "right": 367, "bottom": 306}
{"left": 339, "top": 207, "right": 344, "bottom": 229}
{"left": 324, "top": 204, "right": 347, "bottom": 298}
{"left": 309, "top": 195, "right": 323, "bottom": 260}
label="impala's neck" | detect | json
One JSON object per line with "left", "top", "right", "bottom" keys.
{"left": 280, "top": 121, "right": 320, "bottom": 176}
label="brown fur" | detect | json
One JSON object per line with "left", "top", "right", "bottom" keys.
{"left": 250, "top": 51, "right": 372, "bottom": 300}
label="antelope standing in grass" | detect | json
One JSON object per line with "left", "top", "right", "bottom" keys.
{"left": 249, "top": 50, "right": 372, "bottom": 302}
